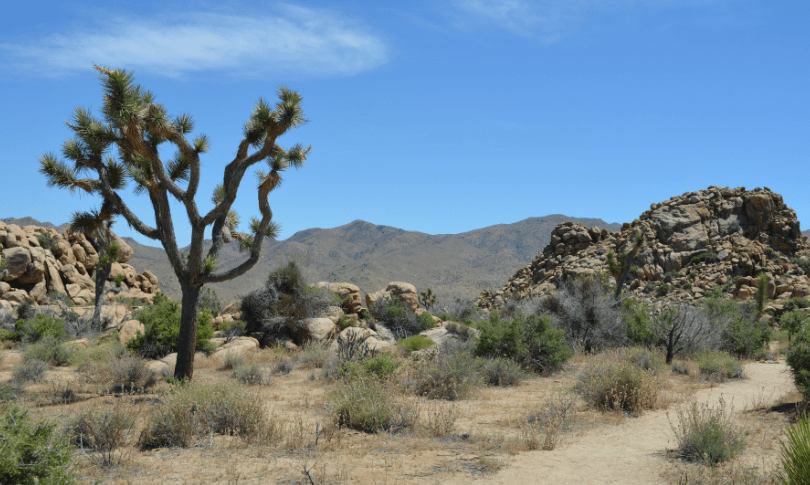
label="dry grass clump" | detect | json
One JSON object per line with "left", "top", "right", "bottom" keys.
{"left": 668, "top": 396, "right": 746, "bottom": 465}
{"left": 232, "top": 363, "right": 270, "bottom": 385}
{"left": 139, "top": 381, "right": 280, "bottom": 449}
{"left": 406, "top": 342, "right": 483, "bottom": 401}
{"left": 664, "top": 461, "right": 779, "bottom": 485}
{"left": 64, "top": 401, "right": 138, "bottom": 468}
{"left": 575, "top": 348, "right": 661, "bottom": 414}
{"left": 696, "top": 351, "right": 745, "bottom": 382}
{"left": 329, "top": 369, "right": 417, "bottom": 433}
{"left": 219, "top": 352, "right": 244, "bottom": 370}
{"left": 420, "top": 400, "right": 461, "bottom": 437}
{"left": 296, "top": 341, "right": 332, "bottom": 369}
{"left": 12, "top": 358, "right": 49, "bottom": 385}
{"left": 87, "top": 354, "right": 156, "bottom": 393}
{"left": 524, "top": 390, "right": 576, "bottom": 450}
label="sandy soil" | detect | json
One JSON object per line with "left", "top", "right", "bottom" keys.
{"left": 445, "top": 359, "right": 795, "bottom": 485}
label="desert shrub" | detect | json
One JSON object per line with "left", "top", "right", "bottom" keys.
{"left": 623, "top": 298, "right": 658, "bottom": 346}
{"left": 540, "top": 276, "right": 627, "bottom": 351}
{"left": 780, "top": 309, "right": 809, "bottom": 343}
{"left": 217, "top": 319, "right": 246, "bottom": 342}
{"left": 69, "top": 340, "right": 128, "bottom": 370}
{"left": 337, "top": 315, "right": 355, "bottom": 330}
{"left": 669, "top": 397, "right": 746, "bottom": 465}
{"left": 696, "top": 351, "right": 744, "bottom": 381}
{"left": 233, "top": 363, "right": 268, "bottom": 385}
{"left": 219, "top": 352, "right": 244, "bottom": 371}
{"left": 444, "top": 321, "right": 476, "bottom": 342}
{"left": 779, "top": 412, "right": 810, "bottom": 485}
{"left": 792, "top": 258, "right": 810, "bottom": 270}
{"left": 274, "top": 359, "right": 294, "bottom": 375}
{"left": 479, "top": 357, "right": 526, "bottom": 386}
{"left": 127, "top": 293, "right": 214, "bottom": 359}
{"left": 370, "top": 297, "right": 434, "bottom": 339}
{"left": 625, "top": 347, "right": 666, "bottom": 374}
{"left": 785, "top": 327, "right": 810, "bottom": 398}
{"left": 0, "top": 382, "right": 17, "bottom": 402}
{"left": 12, "top": 359, "right": 49, "bottom": 384}
{"left": 0, "top": 403, "right": 78, "bottom": 484}
{"left": 408, "top": 341, "right": 483, "bottom": 400}
{"left": 358, "top": 353, "right": 400, "bottom": 380}
{"left": 397, "top": 334, "right": 436, "bottom": 354}
{"left": 89, "top": 354, "right": 156, "bottom": 392}
{"left": 433, "top": 298, "right": 480, "bottom": 323}
{"left": 297, "top": 341, "right": 332, "bottom": 369}
{"left": 474, "top": 310, "right": 572, "bottom": 373}
{"left": 36, "top": 234, "right": 58, "bottom": 252}
{"left": 15, "top": 314, "right": 67, "bottom": 343}
{"left": 575, "top": 350, "right": 660, "bottom": 414}
{"left": 653, "top": 304, "right": 721, "bottom": 364}
{"left": 672, "top": 362, "right": 692, "bottom": 375}
{"left": 140, "top": 381, "right": 274, "bottom": 448}
{"left": 65, "top": 404, "right": 137, "bottom": 468}
{"left": 420, "top": 400, "right": 461, "bottom": 437}
{"left": 330, "top": 368, "right": 416, "bottom": 433}
{"left": 199, "top": 287, "right": 222, "bottom": 317}
{"left": 691, "top": 250, "right": 720, "bottom": 264}
{"left": 240, "top": 261, "right": 337, "bottom": 335}
{"left": 22, "top": 336, "right": 73, "bottom": 366}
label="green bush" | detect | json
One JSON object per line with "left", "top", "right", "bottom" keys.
{"left": 397, "top": 334, "right": 436, "bottom": 354}
{"left": 370, "top": 297, "right": 434, "bottom": 338}
{"left": 623, "top": 299, "right": 658, "bottom": 346}
{"left": 0, "top": 382, "right": 17, "bottom": 402}
{"left": 359, "top": 353, "right": 400, "bottom": 379}
{"left": 217, "top": 319, "right": 246, "bottom": 342}
{"left": 126, "top": 293, "right": 214, "bottom": 359}
{"left": 785, "top": 327, "right": 810, "bottom": 398}
{"left": 15, "top": 314, "right": 67, "bottom": 343}
{"left": 329, "top": 369, "right": 416, "bottom": 433}
{"left": 779, "top": 413, "right": 810, "bottom": 485}
{"left": 22, "top": 336, "right": 73, "bottom": 366}
{"left": 670, "top": 397, "right": 746, "bottom": 465}
{"left": 199, "top": 287, "right": 222, "bottom": 317}
{"left": 479, "top": 357, "right": 525, "bottom": 386}
{"left": 781, "top": 310, "right": 808, "bottom": 343}
{"left": 337, "top": 315, "right": 355, "bottom": 330}
{"left": 696, "top": 351, "right": 744, "bottom": 381}
{"left": 474, "top": 310, "right": 572, "bottom": 373}
{"left": 297, "top": 341, "right": 332, "bottom": 369}
{"left": 0, "top": 403, "right": 78, "bottom": 484}
{"left": 36, "top": 234, "right": 58, "bottom": 252}
{"left": 703, "top": 296, "right": 772, "bottom": 358}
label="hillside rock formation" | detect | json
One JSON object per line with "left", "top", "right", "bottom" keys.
{"left": 0, "top": 221, "right": 160, "bottom": 309}
{"left": 477, "top": 186, "right": 810, "bottom": 312}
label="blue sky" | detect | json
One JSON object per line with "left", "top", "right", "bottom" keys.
{"left": 1, "top": 0, "right": 808, "bottom": 248}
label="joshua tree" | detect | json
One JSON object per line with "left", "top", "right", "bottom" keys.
{"left": 66, "top": 202, "right": 124, "bottom": 330}
{"left": 419, "top": 288, "right": 437, "bottom": 311}
{"left": 606, "top": 230, "right": 646, "bottom": 299}
{"left": 39, "top": 65, "right": 309, "bottom": 380}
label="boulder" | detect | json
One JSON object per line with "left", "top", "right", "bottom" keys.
{"left": 364, "top": 281, "right": 419, "bottom": 312}
{"left": 212, "top": 336, "right": 260, "bottom": 360}
{"left": 118, "top": 320, "right": 145, "bottom": 344}
{"left": 1, "top": 247, "right": 31, "bottom": 281}
{"left": 112, "top": 235, "right": 133, "bottom": 264}
{"left": 316, "top": 282, "right": 364, "bottom": 314}
{"left": 290, "top": 317, "right": 337, "bottom": 344}
{"left": 29, "top": 281, "right": 47, "bottom": 304}
{"left": 45, "top": 259, "right": 67, "bottom": 295}
{"left": 2, "top": 289, "right": 30, "bottom": 304}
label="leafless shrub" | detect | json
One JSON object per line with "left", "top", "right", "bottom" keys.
{"left": 653, "top": 304, "right": 721, "bottom": 364}
{"left": 539, "top": 277, "right": 627, "bottom": 351}
{"left": 420, "top": 401, "right": 461, "bottom": 437}
{"left": 525, "top": 391, "right": 576, "bottom": 450}
{"left": 66, "top": 402, "right": 138, "bottom": 468}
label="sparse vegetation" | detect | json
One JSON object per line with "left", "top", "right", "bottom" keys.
{"left": 330, "top": 367, "right": 416, "bottom": 433}
{"left": 370, "top": 297, "right": 435, "bottom": 339}
{"left": 696, "top": 351, "right": 744, "bottom": 382}
{"left": 778, "top": 412, "right": 810, "bottom": 485}
{"left": 397, "top": 334, "right": 436, "bottom": 354}
{"left": 575, "top": 349, "right": 660, "bottom": 414}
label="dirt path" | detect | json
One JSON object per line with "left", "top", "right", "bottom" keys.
{"left": 447, "top": 360, "right": 795, "bottom": 485}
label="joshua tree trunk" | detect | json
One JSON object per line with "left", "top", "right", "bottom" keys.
{"left": 91, "top": 264, "right": 111, "bottom": 331}
{"left": 175, "top": 282, "right": 202, "bottom": 380}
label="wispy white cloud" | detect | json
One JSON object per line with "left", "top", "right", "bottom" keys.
{"left": 0, "top": 3, "right": 389, "bottom": 79}
{"left": 447, "top": 0, "right": 725, "bottom": 42}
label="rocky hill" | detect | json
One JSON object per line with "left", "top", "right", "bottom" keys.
{"left": 122, "top": 216, "right": 621, "bottom": 306}
{"left": 478, "top": 186, "right": 810, "bottom": 313}
{"left": 0, "top": 222, "right": 160, "bottom": 310}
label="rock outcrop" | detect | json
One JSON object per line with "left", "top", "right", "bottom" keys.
{"left": 364, "top": 282, "right": 419, "bottom": 312}
{"left": 477, "top": 186, "right": 810, "bottom": 313}
{"left": 0, "top": 221, "right": 159, "bottom": 307}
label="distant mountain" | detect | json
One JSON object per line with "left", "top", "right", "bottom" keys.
{"left": 123, "top": 215, "right": 621, "bottom": 307}
{"left": 1, "top": 217, "right": 71, "bottom": 234}
{"left": 2, "top": 214, "right": 622, "bottom": 307}
{"left": 804, "top": 229, "right": 810, "bottom": 239}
